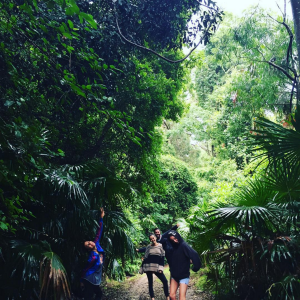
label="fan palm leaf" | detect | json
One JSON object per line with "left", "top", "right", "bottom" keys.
{"left": 10, "top": 240, "right": 70, "bottom": 299}
{"left": 52, "top": 160, "right": 136, "bottom": 208}
{"left": 10, "top": 240, "right": 43, "bottom": 287}
{"left": 209, "top": 205, "right": 278, "bottom": 233}
{"left": 235, "top": 178, "right": 277, "bottom": 206}
{"left": 208, "top": 178, "right": 280, "bottom": 234}
{"left": 252, "top": 117, "right": 300, "bottom": 169}
{"left": 263, "top": 160, "right": 300, "bottom": 203}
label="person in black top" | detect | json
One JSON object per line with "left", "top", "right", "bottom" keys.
{"left": 167, "top": 230, "right": 201, "bottom": 300}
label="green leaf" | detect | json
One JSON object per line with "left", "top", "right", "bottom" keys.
{"left": 0, "top": 222, "right": 8, "bottom": 230}
{"left": 65, "top": 2, "right": 80, "bottom": 15}
{"left": 63, "top": 33, "right": 72, "bottom": 39}
{"left": 70, "top": 83, "right": 86, "bottom": 97}
{"left": 132, "top": 138, "right": 142, "bottom": 147}
{"left": 33, "top": 0, "right": 39, "bottom": 11}
{"left": 66, "top": 7, "right": 73, "bottom": 16}
{"left": 79, "top": 12, "right": 97, "bottom": 29}
{"left": 57, "top": 149, "right": 65, "bottom": 157}
{"left": 68, "top": 20, "right": 74, "bottom": 29}
{"left": 4, "top": 100, "right": 14, "bottom": 107}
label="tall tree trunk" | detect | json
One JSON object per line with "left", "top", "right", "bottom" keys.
{"left": 291, "top": 0, "right": 300, "bottom": 103}
{"left": 292, "top": 0, "right": 300, "bottom": 70}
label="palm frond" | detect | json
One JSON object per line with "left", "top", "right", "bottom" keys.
{"left": 104, "top": 211, "right": 136, "bottom": 259}
{"left": 268, "top": 201, "right": 300, "bottom": 229}
{"left": 43, "top": 168, "right": 88, "bottom": 207}
{"left": 252, "top": 117, "right": 300, "bottom": 169}
{"left": 208, "top": 178, "right": 279, "bottom": 233}
{"left": 235, "top": 178, "right": 277, "bottom": 207}
{"left": 10, "top": 240, "right": 43, "bottom": 287}
{"left": 267, "top": 275, "right": 300, "bottom": 300}
{"left": 40, "top": 251, "right": 70, "bottom": 300}
{"left": 209, "top": 205, "right": 278, "bottom": 233}
{"left": 10, "top": 240, "right": 70, "bottom": 299}
{"left": 264, "top": 161, "right": 300, "bottom": 203}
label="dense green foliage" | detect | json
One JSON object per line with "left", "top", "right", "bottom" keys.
{"left": 182, "top": 6, "right": 300, "bottom": 300}
{"left": 187, "top": 112, "right": 300, "bottom": 299}
{"left": 3, "top": 0, "right": 300, "bottom": 299}
{"left": 144, "top": 155, "right": 199, "bottom": 230}
{"left": 0, "top": 0, "right": 222, "bottom": 298}
{"left": 193, "top": 9, "right": 297, "bottom": 165}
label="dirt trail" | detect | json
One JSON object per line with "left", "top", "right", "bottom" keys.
{"left": 102, "top": 268, "right": 212, "bottom": 300}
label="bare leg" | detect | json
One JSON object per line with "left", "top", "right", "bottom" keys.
{"left": 179, "top": 283, "right": 188, "bottom": 300}
{"left": 169, "top": 279, "right": 179, "bottom": 300}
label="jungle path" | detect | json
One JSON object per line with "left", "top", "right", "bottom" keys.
{"left": 102, "top": 267, "right": 212, "bottom": 300}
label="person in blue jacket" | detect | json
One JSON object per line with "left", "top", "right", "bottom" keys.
{"left": 81, "top": 207, "right": 105, "bottom": 300}
{"left": 167, "top": 230, "right": 201, "bottom": 300}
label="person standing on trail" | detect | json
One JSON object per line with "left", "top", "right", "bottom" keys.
{"left": 81, "top": 207, "right": 105, "bottom": 300}
{"left": 137, "top": 224, "right": 180, "bottom": 266}
{"left": 141, "top": 233, "right": 170, "bottom": 300}
{"left": 167, "top": 231, "right": 201, "bottom": 300}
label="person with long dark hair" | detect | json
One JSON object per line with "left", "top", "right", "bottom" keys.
{"left": 80, "top": 207, "right": 105, "bottom": 300}
{"left": 141, "top": 233, "right": 170, "bottom": 300}
{"left": 167, "top": 230, "right": 201, "bottom": 300}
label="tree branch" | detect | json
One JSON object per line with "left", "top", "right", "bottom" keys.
{"left": 114, "top": 4, "right": 218, "bottom": 64}
{"left": 268, "top": 60, "right": 295, "bottom": 81}
{"left": 268, "top": 14, "right": 294, "bottom": 67}
{"left": 290, "top": 76, "right": 297, "bottom": 112}
{"left": 255, "top": 47, "right": 295, "bottom": 81}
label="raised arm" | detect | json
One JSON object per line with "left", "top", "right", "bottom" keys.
{"left": 94, "top": 207, "right": 105, "bottom": 243}
{"left": 161, "top": 223, "right": 180, "bottom": 239}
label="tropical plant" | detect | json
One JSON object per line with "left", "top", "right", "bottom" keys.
{"left": 188, "top": 106, "right": 300, "bottom": 299}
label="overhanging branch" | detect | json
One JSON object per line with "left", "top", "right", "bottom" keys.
{"left": 114, "top": 4, "right": 218, "bottom": 64}
{"left": 268, "top": 61, "right": 295, "bottom": 81}
{"left": 268, "top": 14, "right": 294, "bottom": 67}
